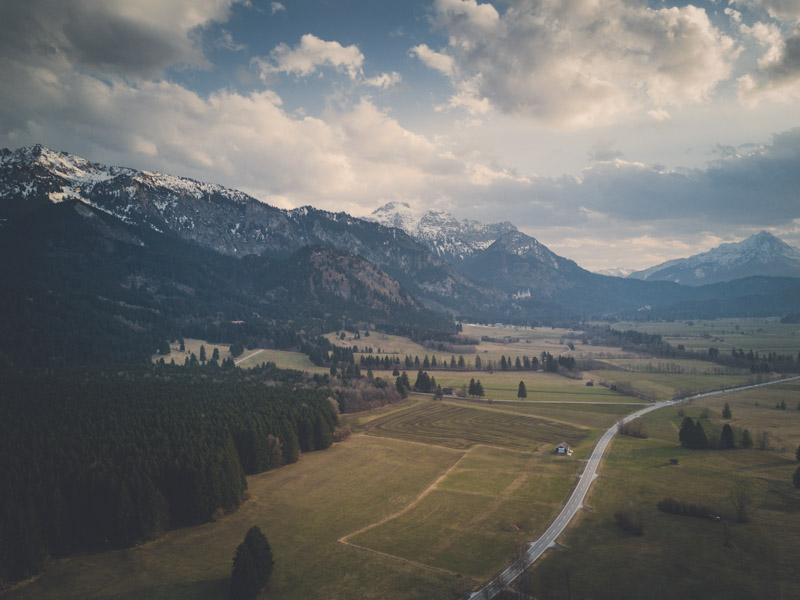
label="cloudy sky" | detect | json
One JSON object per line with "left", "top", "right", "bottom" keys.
{"left": 1, "top": 0, "right": 799, "bottom": 272}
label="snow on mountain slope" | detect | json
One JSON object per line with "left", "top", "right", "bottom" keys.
{"left": 368, "top": 201, "right": 517, "bottom": 262}
{"left": 628, "top": 231, "right": 800, "bottom": 285}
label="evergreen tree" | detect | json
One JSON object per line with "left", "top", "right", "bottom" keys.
{"left": 475, "top": 380, "right": 484, "bottom": 398}
{"left": 230, "top": 539, "right": 258, "bottom": 600}
{"left": 720, "top": 424, "right": 735, "bottom": 449}
{"left": 212, "top": 348, "right": 220, "bottom": 361}
{"left": 679, "top": 417, "right": 695, "bottom": 448}
{"left": 435, "top": 385, "right": 443, "bottom": 400}
{"left": 515, "top": 356, "right": 522, "bottom": 369}
{"left": 795, "top": 443, "right": 800, "bottom": 462}
{"left": 200, "top": 345, "right": 207, "bottom": 363}
{"left": 158, "top": 339, "right": 170, "bottom": 355}
{"left": 474, "top": 355, "right": 481, "bottom": 370}
{"left": 450, "top": 356, "right": 457, "bottom": 368}
{"left": 392, "top": 365, "right": 399, "bottom": 377}
{"left": 741, "top": 428, "right": 754, "bottom": 449}
{"left": 179, "top": 337, "right": 185, "bottom": 352}
{"left": 500, "top": 356, "right": 508, "bottom": 371}
{"left": 517, "top": 381, "right": 527, "bottom": 399}
{"left": 244, "top": 526, "right": 274, "bottom": 590}
{"left": 722, "top": 402, "right": 732, "bottom": 419}
{"left": 458, "top": 355, "right": 465, "bottom": 369}
{"left": 423, "top": 355, "right": 430, "bottom": 369}
{"left": 468, "top": 378, "right": 477, "bottom": 396}
{"left": 693, "top": 420, "right": 709, "bottom": 449}
{"left": 794, "top": 466, "right": 800, "bottom": 489}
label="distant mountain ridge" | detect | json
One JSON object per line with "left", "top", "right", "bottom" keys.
{"left": 0, "top": 145, "right": 499, "bottom": 316}
{"left": 628, "top": 231, "right": 800, "bottom": 285}
{"left": 2, "top": 145, "right": 799, "bottom": 325}
{"left": 368, "top": 201, "right": 517, "bottom": 263}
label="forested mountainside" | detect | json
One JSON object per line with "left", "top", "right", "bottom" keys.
{"left": 0, "top": 200, "right": 451, "bottom": 368}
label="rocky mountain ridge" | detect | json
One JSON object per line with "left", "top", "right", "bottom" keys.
{"left": 368, "top": 201, "right": 517, "bottom": 263}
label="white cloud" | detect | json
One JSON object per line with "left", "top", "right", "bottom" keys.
{"left": 215, "top": 30, "right": 245, "bottom": 52}
{"left": 736, "top": 19, "right": 800, "bottom": 105}
{"left": 256, "top": 34, "right": 365, "bottom": 80}
{"left": 270, "top": 2, "right": 285, "bottom": 14}
{"left": 414, "top": 0, "right": 738, "bottom": 129}
{"left": 363, "top": 72, "right": 403, "bottom": 89}
{"left": 410, "top": 44, "right": 455, "bottom": 76}
{"left": 0, "top": 0, "right": 243, "bottom": 79}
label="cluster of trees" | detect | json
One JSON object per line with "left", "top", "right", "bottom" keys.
{"left": 230, "top": 526, "right": 274, "bottom": 600}
{"left": 0, "top": 364, "right": 338, "bottom": 587}
{"left": 468, "top": 378, "right": 485, "bottom": 397}
{"left": 412, "top": 370, "right": 438, "bottom": 394}
{"left": 679, "top": 416, "right": 752, "bottom": 450}
{"left": 618, "top": 418, "right": 647, "bottom": 439}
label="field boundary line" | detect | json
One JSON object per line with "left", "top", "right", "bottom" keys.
{"left": 339, "top": 450, "right": 469, "bottom": 545}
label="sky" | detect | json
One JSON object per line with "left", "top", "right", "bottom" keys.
{"left": 1, "top": 0, "right": 799, "bottom": 272}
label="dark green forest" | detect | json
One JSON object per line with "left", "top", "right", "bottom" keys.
{"left": 0, "top": 364, "right": 338, "bottom": 587}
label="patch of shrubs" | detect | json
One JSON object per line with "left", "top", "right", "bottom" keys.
{"left": 614, "top": 503, "right": 644, "bottom": 536}
{"left": 657, "top": 497, "right": 719, "bottom": 520}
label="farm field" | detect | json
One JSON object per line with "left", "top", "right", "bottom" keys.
{"left": 611, "top": 318, "right": 800, "bottom": 356}
{"left": 517, "top": 379, "right": 800, "bottom": 600}
{"left": 586, "top": 370, "right": 762, "bottom": 402}
{"left": 5, "top": 392, "right": 633, "bottom": 600}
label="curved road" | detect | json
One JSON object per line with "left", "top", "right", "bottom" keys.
{"left": 468, "top": 375, "right": 800, "bottom": 600}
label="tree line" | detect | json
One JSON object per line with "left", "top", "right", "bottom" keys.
{"left": 0, "top": 363, "right": 338, "bottom": 588}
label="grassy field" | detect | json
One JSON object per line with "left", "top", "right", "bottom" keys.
{"left": 3, "top": 436, "right": 474, "bottom": 600}
{"left": 586, "top": 370, "right": 759, "bottom": 402}
{"left": 611, "top": 318, "right": 800, "bottom": 356}
{"left": 357, "top": 397, "right": 589, "bottom": 451}
{"left": 516, "top": 379, "right": 800, "bottom": 600}
{"left": 152, "top": 339, "right": 328, "bottom": 373}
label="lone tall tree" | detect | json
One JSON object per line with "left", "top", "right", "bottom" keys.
{"left": 517, "top": 381, "right": 527, "bottom": 399}
{"left": 720, "top": 424, "right": 735, "bottom": 449}
{"left": 231, "top": 526, "right": 274, "bottom": 600}
{"left": 722, "top": 402, "right": 732, "bottom": 419}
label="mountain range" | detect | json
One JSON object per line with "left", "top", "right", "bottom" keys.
{"left": 2, "top": 144, "right": 799, "bottom": 361}
{"left": 627, "top": 231, "right": 800, "bottom": 285}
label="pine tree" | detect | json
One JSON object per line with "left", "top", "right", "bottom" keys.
{"left": 720, "top": 424, "right": 735, "bottom": 449}
{"left": 722, "top": 402, "right": 732, "bottom": 419}
{"left": 458, "top": 355, "right": 465, "bottom": 369}
{"left": 200, "top": 345, "right": 207, "bottom": 363}
{"left": 741, "top": 428, "right": 753, "bottom": 449}
{"left": 244, "top": 526, "right": 274, "bottom": 590}
{"left": 230, "top": 540, "right": 258, "bottom": 600}
{"left": 468, "top": 378, "right": 477, "bottom": 396}
{"left": 474, "top": 355, "right": 481, "bottom": 370}
{"left": 500, "top": 356, "right": 508, "bottom": 371}
{"left": 475, "top": 380, "right": 484, "bottom": 398}
{"left": 212, "top": 347, "right": 220, "bottom": 361}
{"left": 517, "top": 381, "right": 527, "bottom": 399}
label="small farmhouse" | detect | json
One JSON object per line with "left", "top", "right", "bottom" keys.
{"left": 442, "top": 387, "right": 455, "bottom": 395}
{"left": 554, "top": 442, "right": 573, "bottom": 456}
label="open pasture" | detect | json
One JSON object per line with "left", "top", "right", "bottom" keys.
{"left": 359, "top": 398, "right": 589, "bottom": 451}
{"left": 518, "top": 380, "right": 800, "bottom": 600}
{"left": 234, "top": 348, "right": 328, "bottom": 373}
{"left": 348, "top": 446, "right": 578, "bottom": 579}
{"left": 325, "top": 330, "right": 431, "bottom": 357}
{"left": 2, "top": 435, "right": 474, "bottom": 600}
{"left": 612, "top": 318, "right": 800, "bottom": 356}
{"left": 586, "top": 369, "right": 758, "bottom": 401}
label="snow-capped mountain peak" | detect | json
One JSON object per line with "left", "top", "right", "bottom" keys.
{"left": 628, "top": 231, "right": 800, "bottom": 285}
{"left": 367, "top": 201, "right": 517, "bottom": 262}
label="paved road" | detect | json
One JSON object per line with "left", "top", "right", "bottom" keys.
{"left": 468, "top": 375, "right": 800, "bottom": 600}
